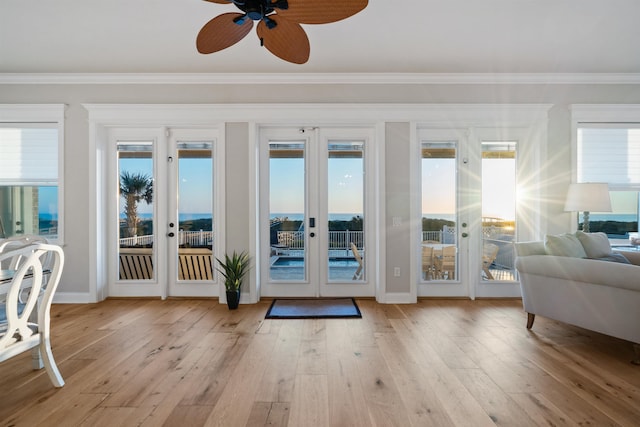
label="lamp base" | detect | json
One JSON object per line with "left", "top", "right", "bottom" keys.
{"left": 582, "top": 211, "right": 590, "bottom": 233}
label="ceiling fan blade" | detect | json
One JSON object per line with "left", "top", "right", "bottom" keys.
{"left": 278, "top": 0, "right": 368, "bottom": 24}
{"left": 196, "top": 13, "right": 253, "bottom": 54}
{"left": 257, "top": 17, "right": 310, "bottom": 64}
{"left": 202, "top": 0, "right": 233, "bottom": 4}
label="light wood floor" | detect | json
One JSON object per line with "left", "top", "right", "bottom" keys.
{"left": 1, "top": 298, "right": 640, "bottom": 426}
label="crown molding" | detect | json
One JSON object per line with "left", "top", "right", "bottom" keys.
{"left": 1, "top": 73, "right": 640, "bottom": 85}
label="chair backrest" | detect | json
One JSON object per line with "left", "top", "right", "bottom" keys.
{"left": 0, "top": 243, "right": 65, "bottom": 386}
{"left": 442, "top": 245, "right": 456, "bottom": 260}
{"left": 422, "top": 246, "right": 434, "bottom": 271}
{"left": 483, "top": 243, "right": 500, "bottom": 266}
{"left": 0, "top": 235, "right": 51, "bottom": 270}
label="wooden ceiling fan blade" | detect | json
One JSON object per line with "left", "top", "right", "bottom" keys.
{"left": 196, "top": 12, "right": 253, "bottom": 54}
{"left": 278, "top": 0, "right": 368, "bottom": 24}
{"left": 257, "top": 18, "right": 310, "bottom": 64}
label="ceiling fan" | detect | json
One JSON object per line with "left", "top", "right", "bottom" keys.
{"left": 196, "top": 0, "right": 368, "bottom": 64}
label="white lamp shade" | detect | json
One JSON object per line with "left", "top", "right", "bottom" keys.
{"left": 564, "top": 183, "right": 612, "bottom": 212}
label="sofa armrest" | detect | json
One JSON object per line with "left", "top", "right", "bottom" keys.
{"left": 515, "top": 255, "right": 640, "bottom": 292}
{"left": 613, "top": 249, "right": 640, "bottom": 266}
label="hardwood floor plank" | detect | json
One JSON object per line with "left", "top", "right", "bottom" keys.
{"left": 325, "top": 319, "right": 371, "bottom": 427}
{"left": 391, "top": 318, "right": 496, "bottom": 426}
{"left": 246, "top": 401, "right": 290, "bottom": 427}
{"left": 254, "top": 320, "right": 303, "bottom": 403}
{"left": 375, "top": 328, "right": 455, "bottom": 426}
{"left": 350, "top": 339, "right": 413, "bottom": 427}
{"left": 288, "top": 374, "right": 329, "bottom": 427}
{"left": 203, "top": 333, "right": 279, "bottom": 426}
{"left": 508, "top": 392, "right": 579, "bottom": 427}
{"left": 452, "top": 367, "right": 538, "bottom": 426}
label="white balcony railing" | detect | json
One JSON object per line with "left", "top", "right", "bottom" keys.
{"left": 119, "top": 230, "right": 214, "bottom": 247}
{"left": 276, "top": 230, "right": 364, "bottom": 250}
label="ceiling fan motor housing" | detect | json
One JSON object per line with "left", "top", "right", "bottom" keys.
{"left": 236, "top": 0, "right": 288, "bottom": 21}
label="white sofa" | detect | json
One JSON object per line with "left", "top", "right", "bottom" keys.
{"left": 515, "top": 231, "right": 640, "bottom": 364}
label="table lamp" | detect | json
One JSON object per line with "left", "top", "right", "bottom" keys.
{"left": 564, "top": 183, "right": 612, "bottom": 232}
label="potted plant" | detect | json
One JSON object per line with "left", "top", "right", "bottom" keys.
{"left": 215, "top": 250, "right": 251, "bottom": 310}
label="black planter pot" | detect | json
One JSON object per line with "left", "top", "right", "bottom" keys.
{"left": 226, "top": 290, "right": 240, "bottom": 310}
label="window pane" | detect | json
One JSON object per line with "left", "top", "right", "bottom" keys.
{"left": 482, "top": 142, "right": 516, "bottom": 281}
{"left": 177, "top": 142, "right": 213, "bottom": 282}
{"left": 327, "top": 141, "right": 364, "bottom": 281}
{"left": 269, "top": 142, "right": 305, "bottom": 281}
{"left": 0, "top": 126, "right": 59, "bottom": 239}
{"left": 421, "top": 142, "right": 457, "bottom": 281}
{"left": 0, "top": 185, "right": 58, "bottom": 238}
{"left": 118, "top": 141, "right": 154, "bottom": 281}
{"left": 586, "top": 191, "right": 639, "bottom": 239}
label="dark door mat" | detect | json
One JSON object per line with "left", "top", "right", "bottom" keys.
{"left": 265, "top": 298, "right": 362, "bottom": 319}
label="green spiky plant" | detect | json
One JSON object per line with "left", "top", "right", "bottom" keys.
{"left": 215, "top": 250, "right": 251, "bottom": 292}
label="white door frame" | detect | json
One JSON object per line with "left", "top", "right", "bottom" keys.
{"left": 106, "top": 126, "right": 224, "bottom": 298}
{"left": 411, "top": 105, "right": 549, "bottom": 300}
{"left": 257, "top": 126, "right": 377, "bottom": 298}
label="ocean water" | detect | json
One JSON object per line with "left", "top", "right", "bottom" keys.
{"left": 117, "top": 213, "right": 212, "bottom": 221}
{"left": 588, "top": 214, "right": 637, "bottom": 222}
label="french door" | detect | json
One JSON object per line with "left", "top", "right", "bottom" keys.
{"left": 108, "top": 127, "right": 222, "bottom": 298}
{"left": 259, "top": 126, "right": 376, "bottom": 298}
{"left": 417, "top": 127, "right": 520, "bottom": 298}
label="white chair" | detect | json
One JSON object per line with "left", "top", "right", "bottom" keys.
{"left": 0, "top": 243, "right": 65, "bottom": 387}
{"left": 482, "top": 243, "right": 500, "bottom": 280}
{"left": 0, "top": 235, "right": 51, "bottom": 270}
{"left": 350, "top": 242, "right": 364, "bottom": 280}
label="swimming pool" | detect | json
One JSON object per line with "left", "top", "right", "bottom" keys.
{"left": 272, "top": 256, "right": 360, "bottom": 268}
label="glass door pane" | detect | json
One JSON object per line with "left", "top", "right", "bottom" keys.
{"left": 269, "top": 142, "right": 306, "bottom": 281}
{"left": 117, "top": 141, "right": 154, "bottom": 281}
{"left": 421, "top": 142, "right": 457, "bottom": 281}
{"left": 481, "top": 142, "right": 517, "bottom": 281}
{"left": 327, "top": 141, "right": 364, "bottom": 281}
{"left": 176, "top": 142, "right": 213, "bottom": 282}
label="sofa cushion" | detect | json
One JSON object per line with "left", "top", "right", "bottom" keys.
{"left": 544, "top": 233, "right": 587, "bottom": 258}
{"left": 575, "top": 231, "right": 612, "bottom": 258}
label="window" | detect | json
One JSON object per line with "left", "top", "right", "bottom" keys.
{"left": 0, "top": 105, "right": 64, "bottom": 241}
{"left": 575, "top": 124, "right": 640, "bottom": 238}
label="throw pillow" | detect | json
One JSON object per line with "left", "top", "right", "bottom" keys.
{"left": 544, "top": 233, "right": 587, "bottom": 258}
{"left": 575, "top": 231, "right": 612, "bottom": 258}
{"left": 590, "top": 253, "right": 631, "bottom": 264}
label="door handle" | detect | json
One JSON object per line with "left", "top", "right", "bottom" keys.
{"left": 310, "top": 232, "right": 315, "bottom": 237}
{"left": 461, "top": 232, "right": 468, "bottom": 238}
{"left": 168, "top": 232, "right": 175, "bottom": 237}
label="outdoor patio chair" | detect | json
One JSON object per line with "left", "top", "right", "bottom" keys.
{"left": 482, "top": 243, "right": 500, "bottom": 280}
{"left": 350, "top": 242, "right": 364, "bottom": 280}
{"left": 0, "top": 243, "right": 65, "bottom": 387}
{"left": 421, "top": 245, "right": 435, "bottom": 280}
{"left": 436, "top": 245, "right": 456, "bottom": 280}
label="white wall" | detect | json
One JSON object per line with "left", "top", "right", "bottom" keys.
{"left": 2, "top": 82, "right": 640, "bottom": 301}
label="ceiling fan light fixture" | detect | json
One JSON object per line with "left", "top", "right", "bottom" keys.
{"left": 197, "top": 0, "right": 368, "bottom": 64}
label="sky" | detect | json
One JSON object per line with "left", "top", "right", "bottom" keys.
{"left": 84, "top": 148, "right": 635, "bottom": 223}
{"left": 118, "top": 155, "right": 518, "bottom": 221}
{"left": 269, "top": 157, "right": 364, "bottom": 215}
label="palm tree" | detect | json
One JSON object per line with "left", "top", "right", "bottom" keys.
{"left": 120, "top": 171, "right": 153, "bottom": 238}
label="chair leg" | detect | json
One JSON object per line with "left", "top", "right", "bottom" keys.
{"left": 31, "top": 347, "right": 44, "bottom": 370}
{"left": 39, "top": 338, "right": 64, "bottom": 387}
